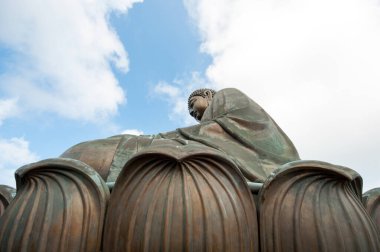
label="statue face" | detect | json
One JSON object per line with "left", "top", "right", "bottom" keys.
{"left": 189, "top": 95, "right": 209, "bottom": 121}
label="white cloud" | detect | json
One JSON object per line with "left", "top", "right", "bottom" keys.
{"left": 0, "top": 0, "right": 142, "bottom": 122}
{"left": 121, "top": 129, "right": 144, "bottom": 135}
{"left": 0, "top": 137, "right": 39, "bottom": 188}
{"left": 184, "top": 0, "right": 380, "bottom": 191}
{"left": 153, "top": 73, "right": 212, "bottom": 126}
{"left": 154, "top": 81, "right": 190, "bottom": 124}
{"left": 154, "top": 81, "right": 181, "bottom": 98}
{"left": 0, "top": 98, "right": 19, "bottom": 125}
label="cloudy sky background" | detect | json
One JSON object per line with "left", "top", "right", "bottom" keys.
{"left": 1, "top": 0, "right": 379, "bottom": 190}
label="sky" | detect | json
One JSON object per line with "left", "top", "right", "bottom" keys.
{"left": 0, "top": 0, "right": 379, "bottom": 191}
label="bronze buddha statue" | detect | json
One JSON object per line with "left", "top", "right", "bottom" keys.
{"left": 1, "top": 88, "right": 379, "bottom": 252}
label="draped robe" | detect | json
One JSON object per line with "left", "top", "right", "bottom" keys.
{"left": 62, "top": 88, "right": 300, "bottom": 183}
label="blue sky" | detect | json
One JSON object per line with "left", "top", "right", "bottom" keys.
{"left": 110, "top": 0, "right": 211, "bottom": 134}
{"left": 1, "top": 0, "right": 380, "bottom": 190}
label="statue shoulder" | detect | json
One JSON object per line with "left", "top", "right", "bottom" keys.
{"left": 214, "top": 88, "right": 251, "bottom": 104}
{"left": 201, "top": 88, "right": 252, "bottom": 121}
{"left": 216, "top": 87, "right": 246, "bottom": 96}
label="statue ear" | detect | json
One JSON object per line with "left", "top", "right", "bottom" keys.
{"left": 205, "top": 90, "right": 213, "bottom": 100}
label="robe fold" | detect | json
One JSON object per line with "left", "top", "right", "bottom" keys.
{"left": 62, "top": 88, "right": 299, "bottom": 183}
{"left": 160, "top": 88, "right": 300, "bottom": 182}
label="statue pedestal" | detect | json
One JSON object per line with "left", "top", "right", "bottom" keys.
{"left": 0, "top": 151, "right": 379, "bottom": 251}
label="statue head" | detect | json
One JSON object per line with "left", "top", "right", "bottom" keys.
{"left": 188, "top": 88, "right": 216, "bottom": 121}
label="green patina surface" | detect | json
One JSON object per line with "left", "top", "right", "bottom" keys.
{"left": 106, "top": 88, "right": 299, "bottom": 183}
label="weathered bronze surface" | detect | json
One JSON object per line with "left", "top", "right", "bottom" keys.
{"left": 364, "top": 188, "right": 380, "bottom": 232}
{"left": 0, "top": 158, "right": 109, "bottom": 251}
{"left": 103, "top": 143, "right": 258, "bottom": 252}
{"left": 61, "top": 136, "right": 121, "bottom": 181}
{"left": 259, "top": 160, "right": 380, "bottom": 251}
{"left": 165, "top": 88, "right": 300, "bottom": 182}
{"left": 0, "top": 185, "right": 15, "bottom": 217}
{"left": 187, "top": 88, "right": 215, "bottom": 121}
{"left": 61, "top": 88, "right": 300, "bottom": 184}
{"left": 1, "top": 88, "right": 380, "bottom": 251}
